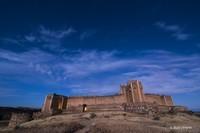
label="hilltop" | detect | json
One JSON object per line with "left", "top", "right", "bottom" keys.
{"left": 1, "top": 110, "right": 200, "bottom": 133}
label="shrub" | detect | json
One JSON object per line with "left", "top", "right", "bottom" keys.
{"left": 153, "top": 116, "right": 160, "bottom": 120}
{"left": 90, "top": 113, "right": 96, "bottom": 119}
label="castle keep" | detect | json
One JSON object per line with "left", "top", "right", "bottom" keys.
{"left": 42, "top": 80, "right": 173, "bottom": 114}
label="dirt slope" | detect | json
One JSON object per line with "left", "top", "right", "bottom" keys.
{"left": 1, "top": 111, "right": 200, "bottom": 133}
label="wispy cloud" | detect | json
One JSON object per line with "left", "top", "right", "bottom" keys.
{"left": 1, "top": 38, "right": 22, "bottom": 45}
{"left": 80, "top": 30, "right": 96, "bottom": 40}
{"left": 0, "top": 48, "right": 200, "bottom": 96}
{"left": 172, "top": 32, "right": 190, "bottom": 41}
{"left": 0, "top": 26, "right": 98, "bottom": 55}
{"left": 1, "top": 26, "right": 76, "bottom": 52}
{"left": 24, "top": 35, "right": 36, "bottom": 42}
{"left": 26, "top": 26, "right": 76, "bottom": 51}
{"left": 39, "top": 26, "right": 76, "bottom": 40}
{"left": 155, "top": 21, "right": 190, "bottom": 40}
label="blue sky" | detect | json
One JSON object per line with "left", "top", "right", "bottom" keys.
{"left": 0, "top": 0, "right": 200, "bottom": 110}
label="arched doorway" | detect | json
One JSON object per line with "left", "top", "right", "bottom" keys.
{"left": 82, "top": 104, "right": 87, "bottom": 112}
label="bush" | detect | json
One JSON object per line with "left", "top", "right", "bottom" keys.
{"left": 104, "top": 115, "right": 110, "bottom": 118}
{"left": 90, "top": 113, "right": 96, "bottom": 119}
{"left": 153, "top": 116, "right": 160, "bottom": 120}
{"left": 123, "top": 113, "right": 127, "bottom": 116}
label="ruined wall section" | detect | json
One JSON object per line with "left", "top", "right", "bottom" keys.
{"left": 67, "top": 94, "right": 126, "bottom": 107}
{"left": 8, "top": 113, "right": 32, "bottom": 128}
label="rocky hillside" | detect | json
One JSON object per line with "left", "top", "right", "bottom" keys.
{"left": 1, "top": 111, "right": 200, "bottom": 133}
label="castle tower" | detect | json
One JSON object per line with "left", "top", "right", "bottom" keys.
{"left": 42, "top": 94, "right": 68, "bottom": 114}
{"left": 42, "top": 94, "right": 54, "bottom": 113}
{"left": 121, "top": 80, "right": 145, "bottom": 103}
{"left": 129, "top": 80, "right": 145, "bottom": 103}
{"left": 120, "top": 84, "right": 134, "bottom": 103}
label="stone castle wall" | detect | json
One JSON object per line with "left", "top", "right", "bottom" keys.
{"left": 67, "top": 94, "right": 126, "bottom": 107}
{"left": 42, "top": 80, "right": 174, "bottom": 114}
{"left": 144, "top": 94, "right": 173, "bottom": 106}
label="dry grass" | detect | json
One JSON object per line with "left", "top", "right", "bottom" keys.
{"left": 6, "top": 122, "right": 84, "bottom": 133}
{"left": 1, "top": 111, "right": 200, "bottom": 133}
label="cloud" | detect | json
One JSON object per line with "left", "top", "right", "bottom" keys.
{"left": 0, "top": 48, "right": 200, "bottom": 96}
{"left": 0, "top": 26, "right": 97, "bottom": 55}
{"left": 24, "top": 35, "right": 36, "bottom": 42}
{"left": 26, "top": 26, "right": 76, "bottom": 51}
{"left": 172, "top": 32, "right": 190, "bottom": 41}
{"left": 80, "top": 30, "right": 96, "bottom": 40}
{"left": 0, "top": 48, "right": 55, "bottom": 63}
{"left": 155, "top": 21, "right": 190, "bottom": 40}
{"left": 1, "top": 38, "right": 21, "bottom": 45}
{"left": 39, "top": 26, "right": 76, "bottom": 39}
{"left": 1, "top": 26, "right": 76, "bottom": 52}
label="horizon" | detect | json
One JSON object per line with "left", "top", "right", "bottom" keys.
{"left": 0, "top": 0, "right": 200, "bottom": 110}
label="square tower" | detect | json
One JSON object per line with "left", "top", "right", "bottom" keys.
{"left": 120, "top": 80, "right": 145, "bottom": 103}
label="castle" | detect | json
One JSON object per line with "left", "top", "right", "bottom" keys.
{"left": 42, "top": 80, "right": 173, "bottom": 114}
